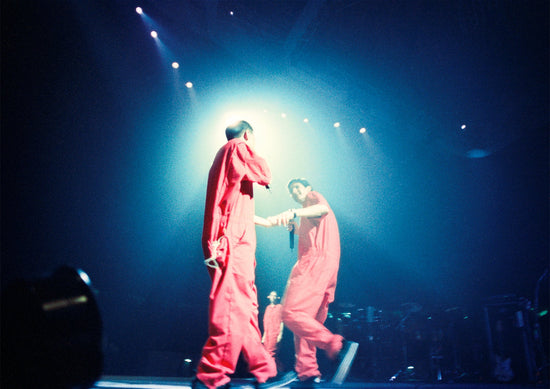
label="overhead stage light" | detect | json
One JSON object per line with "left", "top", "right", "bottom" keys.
{"left": 151, "top": 30, "right": 158, "bottom": 39}
{"left": 136, "top": 7, "right": 143, "bottom": 15}
{"left": 359, "top": 127, "right": 366, "bottom": 134}
{"left": 172, "top": 62, "right": 180, "bottom": 69}
{"left": 333, "top": 122, "right": 340, "bottom": 128}
{"left": 185, "top": 82, "right": 193, "bottom": 89}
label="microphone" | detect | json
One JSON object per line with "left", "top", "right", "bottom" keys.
{"left": 289, "top": 222, "right": 295, "bottom": 250}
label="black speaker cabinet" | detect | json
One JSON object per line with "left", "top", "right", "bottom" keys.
{"left": 483, "top": 296, "right": 537, "bottom": 383}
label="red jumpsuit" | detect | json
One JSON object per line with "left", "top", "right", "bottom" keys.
{"left": 281, "top": 191, "right": 343, "bottom": 380}
{"left": 263, "top": 304, "right": 283, "bottom": 357}
{"left": 197, "top": 138, "right": 277, "bottom": 389}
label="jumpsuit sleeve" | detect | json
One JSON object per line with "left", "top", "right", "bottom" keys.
{"left": 304, "top": 191, "right": 327, "bottom": 226}
{"left": 234, "top": 142, "right": 271, "bottom": 186}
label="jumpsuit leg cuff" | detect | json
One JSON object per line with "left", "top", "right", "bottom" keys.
{"left": 326, "top": 334, "right": 344, "bottom": 360}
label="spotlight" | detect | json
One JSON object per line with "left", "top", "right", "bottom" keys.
{"left": 333, "top": 122, "right": 340, "bottom": 128}
{"left": 185, "top": 81, "right": 193, "bottom": 89}
{"left": 151, "top": 30, "right": 158, "bottom": 38}
{"left": 136, "top": 7, "right": 143, "bottom": 15}
{"left": 359, "top": 127, "right": 366, "bottom": 134}
{"left": 461, "top": 124, "right": 467, "bottom": 130}
{"left": 303, "top": 118, "right": 309, "bottom": 123}
{"left": 172, "top": 62, "right": 180, "bottom": 69}
{"left": 281, "top": 113, "right": 287, "bottom": 119}
{"left": 1, "top": 266, "right": 102, "bottom": 389}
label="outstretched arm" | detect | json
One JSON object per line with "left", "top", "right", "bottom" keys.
{"left": 270, "top": 204, "right": 329, "bottom": 227}
{"left": 255, "top": 215, "right": 276, "bottom": 228}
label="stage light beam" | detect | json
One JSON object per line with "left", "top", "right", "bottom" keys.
{"left": 151, "top": 30, "right": 158, "bottom": 39}
{"left": 136, "top": 7, "right": 143, "bottom": 15}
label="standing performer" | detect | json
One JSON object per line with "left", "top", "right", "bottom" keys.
{"left": 262, "top": 291, "right": 284, "bottom": 368}
{"left": 269, "top": 178, "right": 358, "bottom": 386}
{"left": 194, "top": 120, "right": 279, "bottom": 389}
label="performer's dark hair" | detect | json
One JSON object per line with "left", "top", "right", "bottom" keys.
{"left": 287, "top": 178, "right": 311, "bottom": 192}
{"left": 226, "top": 120, "right": 253, "bottom": 140}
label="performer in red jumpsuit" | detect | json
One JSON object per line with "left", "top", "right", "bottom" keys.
{"left": 262, "top": 291, "right": 284, "bottom": 366}
{"left": 269, "top": 178, "right": 358, "bottom": 386}
{"left": 194, "top": 120, "right": 277, "bottom": 389}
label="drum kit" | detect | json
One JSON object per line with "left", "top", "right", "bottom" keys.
{"left": 327, "top": 302, "right": 476, "bottom": 382}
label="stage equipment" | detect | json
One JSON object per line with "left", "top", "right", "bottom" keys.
{"left": 1, "top": 266, "right": 103, "bottom": 389}
{"left": 484, "top": 295, "right": 537, "bottom": 383}
{"left": 388, "top": 303, "right": 430, "bottom": 382}
{"left": 532, "top": 268, "right": 549, "bottom": 383}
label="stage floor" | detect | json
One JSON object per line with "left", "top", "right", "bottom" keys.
{"left": 91, "top": 376, "right": 542, "bottom": 389}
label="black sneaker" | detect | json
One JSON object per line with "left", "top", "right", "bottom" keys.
{"left": 331, "top": 341, "right": 358, "bottom": 385}
{"left": 255, "top": 370, "right": 298, "bottom": 388}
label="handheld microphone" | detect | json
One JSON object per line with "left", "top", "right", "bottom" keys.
{"left": 289, "top": 222, "right": 295, "bottom": 250}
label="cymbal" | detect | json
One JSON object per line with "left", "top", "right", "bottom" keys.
{"left": 400, "top": 302, "right": 422, "bottom": 313}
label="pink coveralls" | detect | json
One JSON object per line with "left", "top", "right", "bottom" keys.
{"left": 281, "top": 191, "right": 343, "bottom": 380}
{"left": 263, "top": 304, "right": 283, "bottom": 357}
{"left": 197, "top": 138, "right": 277, "bottom": 389}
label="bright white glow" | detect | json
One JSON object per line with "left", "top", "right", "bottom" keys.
{"left": 184, "top": 358, "right": 192, "bottom": 363}
{"left": 461, "top": 124, "right": 467, "bottom": 130}
{"left": 213, "top": 107, "right": 285, "bottom": 158}
{"left": 185, "top": 82, "right": 193, "bottom": 89}
{"left": 172, "top": 62, "right": 179, "bottom": 69}
{"left": 333, "top": 122, "right": 340, "bottom": 128}
{"left": 230, "top": 11, "right": 234, "bottom": 16}
{"left": 281, "top": 113, "right": 287, "bottom": 118}
{"left": 150, "top": 31, "right": 158, "bottom": 38}
{"left": 136, "top": 7, "right": 143, "bottom": 14}
{"left": 303, "top": 118, "right": 309, "bottom": 123}
{"left": 77, "top": 269, "right": 91, "bottom": 286}
{"left": 359, "top": 127, "right": 366, "bottom": 134}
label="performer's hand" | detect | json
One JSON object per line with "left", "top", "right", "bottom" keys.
{"left": 273, "top": 210, "right": 295, "bottom": 226}
{"left": 287, "top": 220, "right": 297, "bottom": 232}
{"left": 266, "top": 216, "right": 278, "bottom": 226}
{"left": 255, "top": 215, "right": 276, "bottom": 228}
